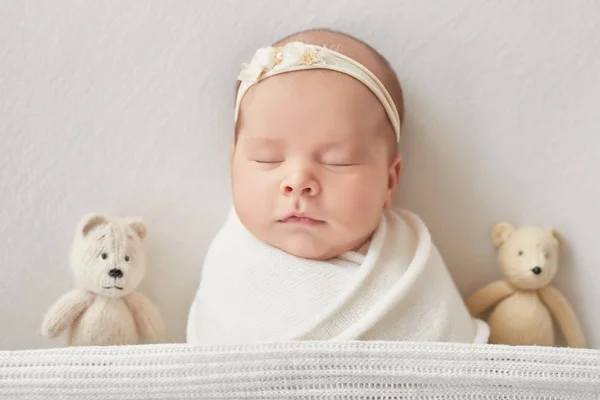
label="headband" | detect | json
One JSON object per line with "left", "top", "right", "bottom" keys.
{"left": 234, "top": 41, "right": 401, "bottom": 142}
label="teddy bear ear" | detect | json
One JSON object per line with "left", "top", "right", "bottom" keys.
{"left": 127, "top": 218, "right": 148, "bottom": 241}
{"left": 80, "top": 214, "right": 109, "bottom": 236}
{"left": 550, "top": 227, "right": 565, "bottom": 248}
{"left": 491, "top": 221, "right": 514, "bottom": 248}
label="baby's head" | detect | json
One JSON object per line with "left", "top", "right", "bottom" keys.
{"left": 231, "top": 29, "right": 404, "bottom": 260}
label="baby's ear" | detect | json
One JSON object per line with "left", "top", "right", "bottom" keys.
{"left": 80, "top": 214, "right": 109, "bottom": 236}
{"left": 491, "top": 221, "right": 514, "bottom": 248}
{"left": 127, "top": 218, "right": 148, "bottom": 241}
{"left": 384, "top": 153, "right": 403, "bottom": 209}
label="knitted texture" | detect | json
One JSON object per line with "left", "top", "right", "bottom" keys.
{"left": 41, "top": 214, "right": 165, "bottom": 346}
{"left": 1, "top": 341, "right": 599, "bottom": 399}
{"left": 188, "top": 208, "right": 488, "bottom": 345}
{"left": 466, "top": 222, "right": 586, "bottom": 348}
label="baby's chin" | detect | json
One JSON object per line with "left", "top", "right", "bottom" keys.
{"left": 281, "top": 244, "right": 336, "bottom": 261}
{"left": 263, "top": 231, "right": 361, "bottom": 261}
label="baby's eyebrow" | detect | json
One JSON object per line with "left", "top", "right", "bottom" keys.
{"left": 319, "top": 140, "right": 362, "bottom": 152}
{"left": 245, "top": 136, "right": 280, "bottom": 142}
{"left": 242, "top": 136, "right": 283, "bottom": 147}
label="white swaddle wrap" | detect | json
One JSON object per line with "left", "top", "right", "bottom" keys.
{"left": 186, "top": 208, "right": 488, "bottom": 345}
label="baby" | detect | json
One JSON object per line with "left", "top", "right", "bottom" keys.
{"left": 187, "top": 29, "right": 488, "bottom": 345}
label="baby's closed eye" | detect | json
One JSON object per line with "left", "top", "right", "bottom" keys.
{"left": 322, "top": 160, "right": 360, "bottom": 166}
{"left": 321, "top": 153, "right": 363, "bottom": 167}
{"left": 246, "top": 151, "right": 284, "bottom": 164}
{"left": 253, "top": 158, "right": 283, "bottom": 164}
{"left": 251, "top": 158, "right": 284, "bottom": 166}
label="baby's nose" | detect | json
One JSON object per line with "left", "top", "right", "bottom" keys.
{"left": 282, "top": 184, "right": 316, "bottom": 195}
{"left": 280, "top": 174, "right": 319, "bottom": 196}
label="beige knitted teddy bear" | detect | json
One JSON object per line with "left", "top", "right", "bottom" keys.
{"left": 466, "top": 222, "right": 586, "bottom": 348}
{"left": 41, "top": 214, "right": 165, "bottom": 346}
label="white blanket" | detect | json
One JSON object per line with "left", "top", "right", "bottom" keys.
{"left": 3, "top": 342, "right": 599, "bottom": 399}
{"left": 4, "top": 342, "right": 600, "bottom": 399}
{"left": 186, "top": 208, "right": 488, "bottom": 345}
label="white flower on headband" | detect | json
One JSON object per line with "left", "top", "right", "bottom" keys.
{"left": 238, "top": 42, "right": 325, "bottom": 82}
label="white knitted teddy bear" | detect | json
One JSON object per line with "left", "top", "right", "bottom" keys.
{"left": 41, "top": 214, "right": 165, "bottom": 346}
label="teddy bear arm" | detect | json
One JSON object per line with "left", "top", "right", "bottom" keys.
{"left": 538, "top": 285, "right": 587, "bottom": 348}
{"left": 41, "top": 289, "right": 95, "bottom": 338}
{"left": 124, "top": 292, "right": 165, "bottom": 342}
{"left": 465, "top": 280, "right": 516, "bottom": 317}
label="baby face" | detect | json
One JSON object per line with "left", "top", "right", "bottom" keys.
{"left": 232, "top": 70, "right": 401, "bottom": 260}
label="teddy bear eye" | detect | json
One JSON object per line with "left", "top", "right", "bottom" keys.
{"left": 101, "top": 253, "right": 108, "bottom": 260}
{"left": 518, "top": 250, "right": 524, "bottom": 256}
{"left": 124, "top": 255, "right": 130, "bottom": 262}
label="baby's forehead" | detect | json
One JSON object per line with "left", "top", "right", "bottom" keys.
{"left": 241, "top": 72, "right": 388, "bottom": 133}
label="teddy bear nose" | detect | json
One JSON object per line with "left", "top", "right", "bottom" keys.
{"left": 531, "top": 266, "right": 542, "bottom": 275}
{"left": 108, "top": 268, "right": 123, "bottom": 279}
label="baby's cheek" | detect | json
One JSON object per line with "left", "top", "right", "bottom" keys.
{"left": 334, "top": 179, "right": 382, "bottom": 223}
{"left": 232, "top": 170, "right": 274, "bottom": 230}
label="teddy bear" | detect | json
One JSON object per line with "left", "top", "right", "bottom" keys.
{"left": 465, "top": 221, "right": 586, "bottom": 348}
{"left": 41, "top": 213, "right": 165, "bottom": 346}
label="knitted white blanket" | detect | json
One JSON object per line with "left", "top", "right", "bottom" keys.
{"left": 187, "top": 208, "right": 488, "bottom": 345}
{"left": 2, "top": 341, "right": 599, "bottom": 399}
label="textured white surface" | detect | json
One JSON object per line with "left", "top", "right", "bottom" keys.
{"left": 0, "top": 0, "right": 598, "bottom": 350}
{"left": 2, "top": 341, "right": 600, "bottom": 399}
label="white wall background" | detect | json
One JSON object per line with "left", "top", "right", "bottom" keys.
{"left": 1, "top": 0, "right": 598, "bottom": 350}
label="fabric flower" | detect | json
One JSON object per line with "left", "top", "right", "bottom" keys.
{"left": 238, "top": 46, "right": 276, "bottom": 82}
{"left": 237, "top": 42, "right": 325, "bottom": 82}
{"left": 279, "top": 42, "right": 305, "bottom": 68}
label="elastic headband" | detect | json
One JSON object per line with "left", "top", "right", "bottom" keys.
{"left": 235, "top": 41, "right": 401, "bottom": 142}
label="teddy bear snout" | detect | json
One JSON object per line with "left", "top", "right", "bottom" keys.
{"left": 531, "top": 266, "right": 542, "bottom": 275}
{"left": 108, "top": 268, "right": 124, "bottom": 279}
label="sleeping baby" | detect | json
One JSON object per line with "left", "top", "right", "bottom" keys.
{"left": 186, "top": 28, "right": 489, "bottom": 344}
